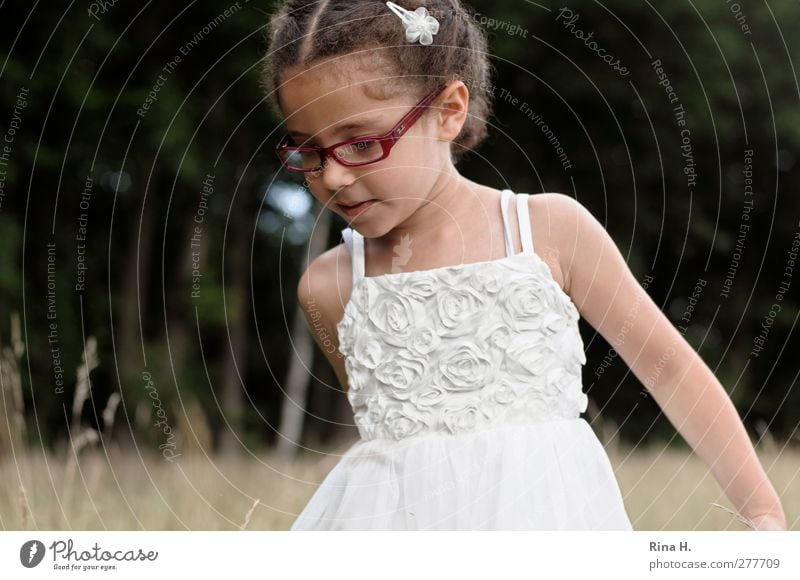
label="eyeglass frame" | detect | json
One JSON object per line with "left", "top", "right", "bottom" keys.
{"left": 275, "top": 82, "right": 449, "bottom": 174}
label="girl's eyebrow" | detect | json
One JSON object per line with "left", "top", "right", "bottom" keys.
{"left": 287, "top": 116, "right": 383, "bottom": 138}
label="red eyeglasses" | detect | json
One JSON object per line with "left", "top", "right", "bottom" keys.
{"left": 275, "top": 82, "right": 448, "bottom": 173}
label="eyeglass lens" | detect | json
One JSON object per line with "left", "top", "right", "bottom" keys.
{"left": 279, "top": 138, "right": 385, "bottom": 171}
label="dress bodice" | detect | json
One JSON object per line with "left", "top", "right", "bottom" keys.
{"left": 337, "top": 189, "right": 588, "bottom": 441}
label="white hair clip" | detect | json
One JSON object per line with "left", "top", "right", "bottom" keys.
{"left": 385, "top": 2, "right": 440, "bottom": 46}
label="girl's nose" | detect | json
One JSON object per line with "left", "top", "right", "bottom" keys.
{"left": 317, "top": 154, "right": 356, "bottom": 190}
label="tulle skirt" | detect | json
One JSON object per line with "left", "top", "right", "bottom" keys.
{"left": 290, "top": 417, "right": 633, "bottom": 530}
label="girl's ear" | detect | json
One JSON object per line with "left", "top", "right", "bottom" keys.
{"left": 433, "top": 81, "right": 469, "bottom": 142}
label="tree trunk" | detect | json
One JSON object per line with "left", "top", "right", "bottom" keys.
{"left": 216, "top": 188, "right": 250, "bottom": 454}
{"left": 275, "top": 199, "right": 331, "bottom": 461}
{"left": 114, "top": 192, "right": 156, "bottom": 449}
{"left": 161, "top": 186, "right": 207, "bottom": 450}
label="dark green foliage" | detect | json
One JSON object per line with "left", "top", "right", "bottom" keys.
{"left": 0, "top": 1, "right": 797, "bottom": 448}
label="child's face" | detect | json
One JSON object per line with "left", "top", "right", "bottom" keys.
{"left": 277, "top": 59, "right": 461, "bottom": 235}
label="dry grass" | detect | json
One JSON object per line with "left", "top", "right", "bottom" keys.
{"left": 1, "top": 309, "right": 796, "bottom": 530}
{"left": 0, "top": 441, "right": 796, "bottom": 530}
{"left": 0, "top": 447, "right": 323, "bottom": 530}
{"left": 612, "top": 444, "right": 799, "bottom": 530}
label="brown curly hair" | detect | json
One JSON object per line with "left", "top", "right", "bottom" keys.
{"left": 260, "top": 0, "right": 495, "bottom": 165}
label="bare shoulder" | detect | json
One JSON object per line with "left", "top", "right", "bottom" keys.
{"left": 528, "top": 192, "right": 615, "bottom": 292}
{"left": 297, "top": 241, "right": 353, "bottom": 319}
{"left": 524, "top": 192, "right": 592, "bottom": 293}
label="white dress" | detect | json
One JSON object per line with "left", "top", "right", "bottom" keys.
{"left": 291, "top": 189, "right": 633, "bottom": 530}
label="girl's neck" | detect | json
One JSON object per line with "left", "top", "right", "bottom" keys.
{"left": 365, "top": 175, "right": 502, "bottom": 268}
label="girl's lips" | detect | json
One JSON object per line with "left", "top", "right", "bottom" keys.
{"left": 337, "top": 199, "right": 376, "bottom": 218}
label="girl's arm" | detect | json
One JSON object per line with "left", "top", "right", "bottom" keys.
{"left": 543, "top": 193, "right": 787, "bottom": 530}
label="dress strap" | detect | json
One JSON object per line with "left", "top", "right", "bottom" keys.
{"left": 516, "top": 192, "right": 534, "bottom": 254}
{"left": 499, "top": 189, "right": 515, "bottom": 257}
{"left": 341, "top": 227, "right": 365, "bottom": 285}
{"left": 500, "top": 189, "right": 535, "bottom": 256}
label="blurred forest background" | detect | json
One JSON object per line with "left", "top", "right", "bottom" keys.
{"left": 0, "top": 1, "right": 798, "bottom": 529}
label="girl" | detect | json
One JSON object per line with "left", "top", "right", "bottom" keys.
{"left": 262, "top": 0, "right": 787, "bottom": 530}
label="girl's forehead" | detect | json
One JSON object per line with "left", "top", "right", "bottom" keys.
{"left": 279, "top": 70, "right": 408, "bottom": 136}
{"left": 278, "top": 54, "right": 404, "bottom": 117}
{"left": 281, "top": 81, "right": 383, "bottom": 130}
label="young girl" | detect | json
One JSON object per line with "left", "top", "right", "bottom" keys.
{"left": 262, "top": 0, "right": 787, "bottom": 530}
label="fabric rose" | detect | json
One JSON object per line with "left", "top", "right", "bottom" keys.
{"left": 487, "top": 379, "right": 518, "bottom": 405}
{"left": 442, "top": 398, "right": 491, "bottom": 434}
{"left": 403, "top": 275, "right": 438, "bottom": 301}
{"left": 545, "top": 366, "right": 587, "bottom": 415}
{"left": 344, "top": 356, "right": 371, "bottom": 394}
{"left": 353, "top": 395, "right": 386, "bottom": 440}
{"left": 482, "top": 322, "right": 512, "bottom": 350}
{"left": 352, "top": 330, "right": 383, "bottom": 369}
{"left": 409, "top": 384, "right": 448, "bottom": 410}
{"left": 470, "top": 267, "right": 503, "bottom": 294}
{"left": 436, "top": 282, "right": 486, "bottom": 336}
{"left": 368, "top": 289, "right": 426, "bottom": 345}
{"left": 408, "top": 325, "right": 441, "bottom": 355}
{"left": 336, "top": 311, "right": 355, "bottom": 356}
{"left": 543, "top": 365, "right": 577, "bottom": 396}
{"left": 552, "top": 327, "right": 587, "bottom": 367}
{"left": 505, "top": 335, "right": 557, "bottom": 379}
{"left": 561, "top": 296, "right": 581, "bottom": 322}
{"left": 438, "top": 342, "right": 494, "bottom": 392}
{"left": 383, "top": 403, "right": 429, "bottom": 440}
{"left": 499, "top": 276, "right": 563, "bottom": 333}
{"left": 375, "top": 350, "right": 428, "bottom": 400}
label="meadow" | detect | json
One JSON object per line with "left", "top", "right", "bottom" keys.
{"left": 1, "top": 437, "right": 796, "bottom": 530}
{"left": 1, "top": 315, "right": 796, "bottom": 530}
